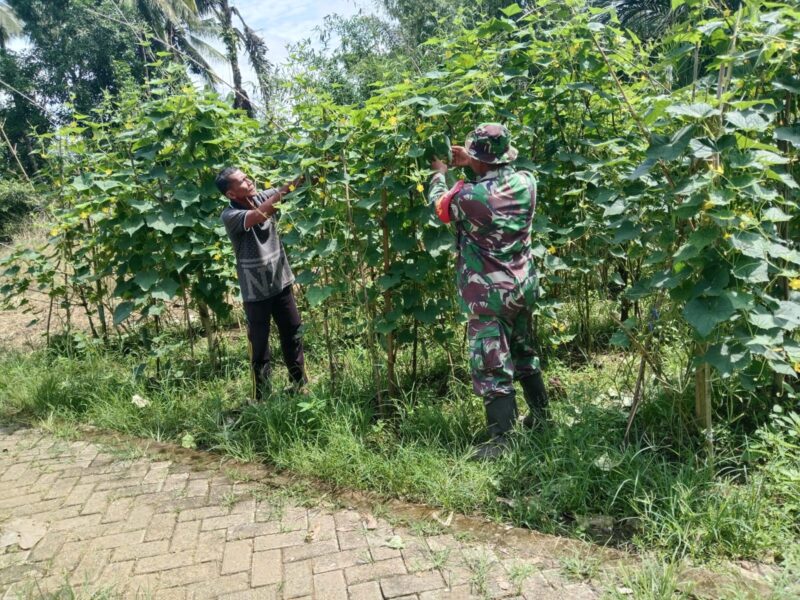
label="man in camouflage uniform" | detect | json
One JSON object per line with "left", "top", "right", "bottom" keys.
{"left": 428, "top": 123, "right": 549, "bottom": 459}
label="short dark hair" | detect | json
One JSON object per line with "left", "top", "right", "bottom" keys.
{"left": 215, "top": 167, "right": 239, "bottom": 194}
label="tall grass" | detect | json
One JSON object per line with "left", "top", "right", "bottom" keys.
{"left": 0, "top": 331, "right": 797, "bottom": 566}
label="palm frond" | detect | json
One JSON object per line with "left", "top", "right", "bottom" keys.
{"left": 185, "top": 31, "right": 227, "bottom": 65}
{"left": 172, "top": 27, "right": 219, "bottom": 85}
{"left": 231, "top": 7, "right": 273, "bottom": 104}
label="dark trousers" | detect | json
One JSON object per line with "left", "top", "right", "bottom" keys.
{"left": 244, "top": 286, "right": 306, "bottom": 397}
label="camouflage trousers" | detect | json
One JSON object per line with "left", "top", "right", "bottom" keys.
{"left": 468, "top": 304, "right": 540, "bottom": 402}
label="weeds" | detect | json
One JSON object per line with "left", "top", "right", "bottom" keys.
{"left": 0, "top": 334, "right": 797, "bottom": 568}
{"left": 507, "top": 561, "right": 537, "bottom": 595}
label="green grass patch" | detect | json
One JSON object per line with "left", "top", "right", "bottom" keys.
{"left": 0, "top": 334, "right": 797, "bottom": 567}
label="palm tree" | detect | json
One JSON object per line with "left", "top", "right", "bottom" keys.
{"left": 196, "top": 0, "right": 273, "bottom": 117}
{"left": 0, "top": 1, "right": 22, "bottom": 51}
{"left": 122, "top": 0, "right": 227, "bottom": 86}
{"left": 595, "top": 0, "right": 742, "bottom": 40}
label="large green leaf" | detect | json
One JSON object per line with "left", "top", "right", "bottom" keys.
{"left": 113, "top": 302, "right": 135, "bottom": 326}
{"left": 150, "top": 278, "right": 180, "bottom": 301}
{"left": 666, "top": 103, "right": 719, "bottom": 119}
{"left": 683, "top": 294, "right": 736, "bottom": 338}
{"left": 775, "top": 126, "right": 800, "bottom": 148}
{"left": 704, "top": 342, "right": 750, "bottom": 378}
{"left": 146, "top": 209, "right": 194, "bottom": 234}
{"left": 306, "top": 285, "right": 334, "bottom": 307}
{"left": 725, "top": 110, "right": 769, "bottom": 132}
{"left": 134, "top": 270, "right": 159, "bottom": 291}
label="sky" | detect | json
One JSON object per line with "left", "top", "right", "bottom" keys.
{"left": 6, "top": 0, "right": 378, "bottom": 95}
{"left": 219, "top": 0, "right": 377, "bottom": 90}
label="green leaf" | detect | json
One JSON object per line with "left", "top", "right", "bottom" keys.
{"left": 501, "top": 3, "right": 522, "bottom": 16}
{"left": 120, "top": 218, "right": 145, "bottom": 235}
{"left": 683, "top": 295, "right": 736, "bottom": 338}
{"left": 747, "top": 308, "right": 786, "bottom": 331}
{"left": 94, "top": 179, "right": 120, "bottom": 192}
{"left": 610, "top": 330, "right": 630, "bottom": 348}
{"left": 134, "top": 270, "right": 159, "bottom": 291}
{"left": 731, "top": 257, "right": 769, "bottom": 283}
{"left": 775, "top": 126, "right": 800, "bottom": 148}
{"left": 704, "top": 343, "right": 750, "bottom": 377}
{"left": 603, "top": 199, "right": 627, "bottom": 217}
{"left": 775, "top": 300, "right": 800, "bottom": 329}
{"left": 423, "top": 227, "right": 453, "bottom": 258}
{"left": 71, "top": 174, "right": 92, "bottom": 192}
{"left": 421, "top": 106, "right": 450, "bottom": 117}
{"left": 762, "top": 207, "right": 792, "bottom": 222}
{"left": 377, "top": 273, "right": 402, "bottom": 291}
{"left": 146, "top": 209, "right": 193, "bottom": 234}
{"left": 730, "top": 232, "right": 769, "bottom": 259}
{"left": 725, "top": 110, "right": 769, "bottom": 132}
{"left": 646, "top": 126, "right": 694, "bottom": 161}
{"left": 150, "top": 278, "right": 180, "bottom": 301}
{"left": 175, "top": 189, "right": 200, "bottom": 207}
{"left": 113, "top": 302, "right": 135, "bottom": 326}
{"left": 666, "top": 103, "right": 719, "bottom": 119}
{"left": 306, "top": 285, "right": 334, "bottom": 307}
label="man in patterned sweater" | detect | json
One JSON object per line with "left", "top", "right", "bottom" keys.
{"left": 428, "top": 123, "right": 549, "bottom": 459}
{"left": 217, "top": 167, "right": 307, "bottom": 401}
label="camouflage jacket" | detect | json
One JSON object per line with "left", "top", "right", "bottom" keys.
{"left": 428, "top": 166, "right": 538, "bottom": 316}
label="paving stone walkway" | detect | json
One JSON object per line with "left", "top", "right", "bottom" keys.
{"left": 0, "top": 425, "right": 603, "bottom": 599}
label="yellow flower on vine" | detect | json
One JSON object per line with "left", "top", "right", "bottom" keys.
{"left": 213, "top": 253, "right": 222, "bottom": 261}
{"left": 711, "top": 164, "right": 724, "bottom": 175}
{"left": 288, "top": 184, "right": 296, "bottom": 192}
{"left": 789, "top": 278, "right": 800, "bottom": 291}
{"left": 547, "top": 245, "right": 557, "bottom": 255}
{"left": 264, "top": 180, "right": 271, "bottom": 188}
{"left": 389, "top": 116, "right": 398, "bottom": 127}
{"left": 49, "top": 228, "right": 59, "bottom": 237}
{"left": 416, "top": 123, "right": 425, "bottom": 134}
{"left": 416, "top": 183, "right": 424, "bottom": 193}
{"left": 80, "top": 211, "right": 90, "bottom": 219}
{"left": 794, "top": 361, "right": 800, "bottom": 374}
{"left": 318, "top": 176, "right": 326, "bottom": 184}
{"left": 702, "top": 200, "right": 714, "bottom": 211}
{"left": 558, "top": 323, "right": 567, "bottom": 333}
{"left": 723, "top": 232, "right": 732, "bottom": 240}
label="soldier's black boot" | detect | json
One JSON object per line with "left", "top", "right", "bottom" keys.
{"left": 520, "top": 371, "right": 550, "bottom": 430}
{"left": 472, "top": 393, "right": 518, "bottom": 461}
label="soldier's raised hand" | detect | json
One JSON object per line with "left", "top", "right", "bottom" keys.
{"left": 430, "top": 159, "right": 448, "bottom": 174}
{"left": 451, "top": 145, "right": 471, "bottom": 168}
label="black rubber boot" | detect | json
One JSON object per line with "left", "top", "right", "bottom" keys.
{"left": 472, "top": 393, "right": 517, "bottom": 461}
{"left": 520, "top": 371, "right": 550, "bottom": 430}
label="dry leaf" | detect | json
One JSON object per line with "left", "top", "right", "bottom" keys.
{"left": 0, "top": 519, "right": 47, "bottom": 550}
{"left": 386, "top": 535, "right": 405, "bottom": 549}
{"left": 305, "top": 523, "right": 320, "bottom": 543}
{"left": 362, "top": 513, "right": 378, "bottom": 530}
{"left": 432, "top": 511, "right": 453, "bottom": 527}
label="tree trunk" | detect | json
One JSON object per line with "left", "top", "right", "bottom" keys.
{"left": 196, "top": 299, "right": 219, "bottom": 368}
{"left": 381, "top": 185, "right": 397, "bottom": 399}
{"left": 220, "top": 0, "right": 253, "bottom": 117}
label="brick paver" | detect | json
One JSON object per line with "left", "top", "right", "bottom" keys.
{"left": 0, "top": 425, "right": 598, "bottom": 599}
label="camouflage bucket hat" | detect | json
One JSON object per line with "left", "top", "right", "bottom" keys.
{"left": 464, "top": 123, "right": 518, "bottom": 165}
